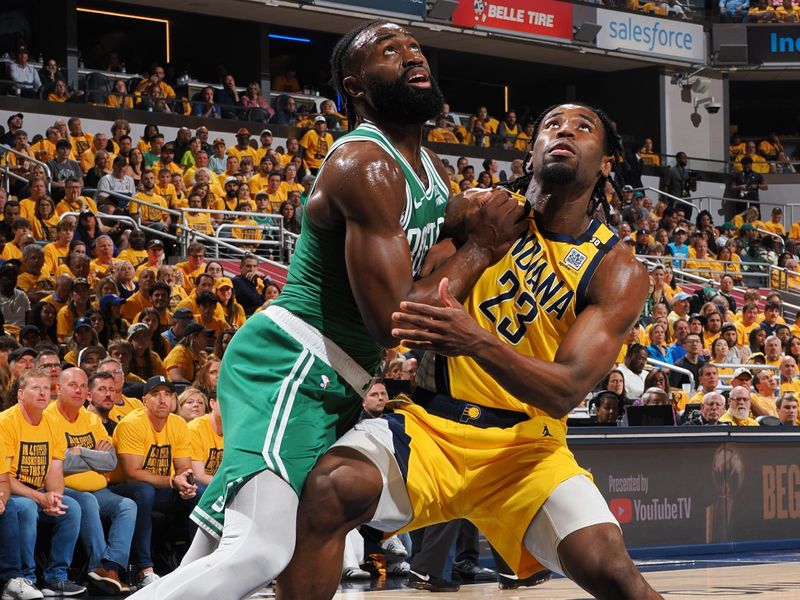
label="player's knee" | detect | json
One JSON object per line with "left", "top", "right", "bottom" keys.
{"left": 563, "top": 527, "right": 643, "bottom": 599}
{"left": 300, "top": 453, "right": 382, "bottom": 532}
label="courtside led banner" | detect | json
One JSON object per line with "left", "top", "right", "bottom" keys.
{"left": 452, "top": 0, "right": 573, "bottom": 41}
{"left": 595, "top": 8, "right": 706, "bottom": 63}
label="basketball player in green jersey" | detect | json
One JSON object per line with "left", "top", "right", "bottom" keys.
{"left": 129, "top": 20, "right": 527, "bottom": 600}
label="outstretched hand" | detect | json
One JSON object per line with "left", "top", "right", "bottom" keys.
{"left": 392, "top": 278, "right": 491, "bottom": 357}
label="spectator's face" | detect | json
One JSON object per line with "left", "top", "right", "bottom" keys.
{"left": 627, "top": 349, "right": 648, "bottom": 373}
{"left": 701, "top": 395, "right": 725, "bottom": 422}
{"left": 596, "top": 397, "right": 619, "bottom": 424}
{"left": 38, "top": 354, "right": 62, "bottom": 388}
{"left": 728, "top": 389, "right": 751, "bottom": 419}
{"left": 607, "top": 371, "right": 625, "bottom": 394}
{"left": 179, "top": 392, "right": 206, "bottom": 421}
{"left": 781, "top": 358, "right": 797, "bottom": 381}
{"left": 142, "top": 171, "right": 155, "bottom": 189}
{"left": 363, "top": 383, "right": 388, "bottom": 416}
{"left": 196, "top": 277, "right": 214, "bottom": 294}
{"left": 757, "top": 371, "right": 777, "bottom": 393}
{"left": 90, "top": 378, "right": 116, "bottom": 412}
{"left": 241, "top": 258, "right": 258, "bottom": 276}
{"left": 685, "top": 335, "right": 703, "bottom": 356}
{"left": 778, "top": 399, "right": 798, "bottom": 425}
{"left": 722, "top": 328, "right": 737, "bottom": 347}
{"left": 18, "top": 376, "right": 49, "bottom": 412}
{"left": 144, "top": 386, "right": 174, "bottom": 419}
{"left": 30, "top": 179, "right": 46, "bottom": 199}
{"left": 152, "top": 288, "right": 170, "bottom": 310}
{"left": 265, "top": 284, "right": 280, "bottom": 300}
{"left": 58, "top": 369, "right": 89, "bottom": 409}
{"left": 161, "top": 149, "right": 173, "bottom": 162}
{"left": 97, "top": 362, "right": 124, "bottom": 393}
{"left": 706, "top": 312, "right": 721, "bottom": 334}
{"left": 764, "top": 307, "right": 780, "bottom": 324}
{"left": 746, "top": 142, "right": 756, "bottom": 154}
{"left": 95, "top": 236, "right": 114, "bottom": 258}
{"left": 700, "top": 367, "right": 718, "bottom": 391}
{"left": 202, "top": 87, "right": 214, "bottom": 102}
{"left": 765, "top": 337, "right": 782, "bottom": 360}
{"left": 24, "top": 249, "right": 44, "bottom": 273}
{"left": 9, "top": 353, "right": 31, "bottom": 377}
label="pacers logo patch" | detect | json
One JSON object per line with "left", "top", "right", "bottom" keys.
{"left": 460, "top": 404, "right": 482, "bottom": 423}
{"left": 562, "top": 248, "right": 587, "bottom": 271}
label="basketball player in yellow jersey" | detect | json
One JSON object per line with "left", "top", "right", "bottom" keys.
{"left": 277, "top": 104, "right": 661, "bottom": 600}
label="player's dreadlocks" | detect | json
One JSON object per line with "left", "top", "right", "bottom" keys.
{"left": 497, "top": 103, "right": 625, "bottom": 219}
{"left": 330, "top": 20, "right": 389, "bottom": 132}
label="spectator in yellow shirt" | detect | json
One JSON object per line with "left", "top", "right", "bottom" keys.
{"left": 733, "top": 141, "right": 770, "bottom": 173}
{"left": 226, "top": 128, "right": 259, "bottom": 165}
{"left": 279, "top": 163, "right": 304, "bottom": 197}
{"left": 761, "top": 206, "right": 786, "bottom": 237}
{"left": 164, "top": 322, "right": 212, "bottom": 383}
{"left": 134, "top": 63, "right": 176, "bottom": 99}
{"left": 299, "top": 116, "right": 334, "bottom": 175}
{"left": 639, "top": 138, "right": 661, "bottom": 166}
{"left": 154, "top": 168, "right": 178, "bottom": 211}
{"left": 31, "top": 196, "right": 59, "bottom": 242}
{"left": 67, "top": 117, "right": 94, "bottom": 158}
{"left": 427, "top": 115, "right": 460, "bottom": 144}
{"left": 231, "top": 201, "right": 262, "bottom": 252}
{"left": 776, "top": 0, "right": 800, "bottom": 22}
{"left": 56, "top": 177, "right": 98, "bottom": 217}
{"left": 758, "top": 132, "right": 784, "bottom": 159}
{"left": 31, "top": 126, "right": 62, "bottom": 163}
{"left": 43, "top": 218, "right": 75, "bottom": 277}
{"left": 184, "top": 193, "right": 214, "bottom": 237}
{"left": 80, "top": 133, "right": 110, "bottom": 174}
{"left": 514, "top": 121, "right": 534, "bottom": 152}
{"left": 129, "top": 169, "right": 170, "bottom": 230}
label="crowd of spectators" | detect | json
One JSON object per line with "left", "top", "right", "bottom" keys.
{"left": 719, "top": 0, "right": 800, "bottom": 22}
{"left": 729, "top": 132, "right": 797, "bottom": 174}
{"left": 588, "top": 169, "right": 800, "bottom": 429}
{"left": 0, "top": 112, "right": 319, "bottom": 259}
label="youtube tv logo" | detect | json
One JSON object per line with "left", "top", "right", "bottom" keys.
{"left": 610, "top": 498, "right": 633, "bottom": 524}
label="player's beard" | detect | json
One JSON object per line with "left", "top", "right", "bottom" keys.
{"left": 540, "top": 161, "right": 577, "bottom": 185}
{"left": 365, "top": 72, "right": 444, "bottom": 125}
{"left": 731, "top": 405, "right": 750, "bottom": 420}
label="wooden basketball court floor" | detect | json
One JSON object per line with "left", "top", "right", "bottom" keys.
{"left": 330, "top": 556, "right": 800, "bottom": 599}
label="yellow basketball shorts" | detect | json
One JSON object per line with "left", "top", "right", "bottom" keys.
{"left": 331, "top": 396, "right": 594, "bottom": 578}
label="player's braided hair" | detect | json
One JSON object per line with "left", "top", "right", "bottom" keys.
{"left": 330, "top": 20, "right": 389, "bottom": 132}
{"left": 497, "top": 103, "right": 625, "bottom": 218}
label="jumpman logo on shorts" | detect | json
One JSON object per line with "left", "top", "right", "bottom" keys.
{"left": 542, "top": 424, "right": 552, "bottom": 437}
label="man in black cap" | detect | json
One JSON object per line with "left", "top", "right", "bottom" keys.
{"left": 161, "top": 307, "right": 194, "bottom": 350}
{"left": 1, "top": 113, "right": 23, "bottom": 146}
{"left": 0, "top": 263, "right": 30, "bottom": 330}
{"left": 110, "top": 375, "right": 198, "bottom": 589}
{"left": 8, "top": 346, "right": 37, "bottom": 379}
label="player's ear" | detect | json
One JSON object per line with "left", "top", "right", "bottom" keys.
{"left": 600, "top": 154, "right": 612, "bottom": 178}
{"left": 342, "top": 75, "right": 364, "bottom": 100}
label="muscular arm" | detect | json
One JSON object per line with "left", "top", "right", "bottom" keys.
{"left": 313, "top": 143, "right": 525, "bottom": 348}
{"left": 394, "top": 246, "right": 649, "bottom": 418}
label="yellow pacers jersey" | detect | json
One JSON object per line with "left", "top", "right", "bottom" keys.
{"left": 445, "top": 216, "right": 618, "bottom": 426}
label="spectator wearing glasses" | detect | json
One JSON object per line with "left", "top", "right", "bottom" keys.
{"left": 719, "top": 387, "right": 760, "bottom": 426}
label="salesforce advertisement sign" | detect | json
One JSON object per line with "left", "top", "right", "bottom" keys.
{"left": 595, "top": 9, "right": 706, "bottom": 63}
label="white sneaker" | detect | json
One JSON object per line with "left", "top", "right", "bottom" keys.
{"left": 380, "top": 535, "right": 408, "bottom": 558}
{"left": 387, "top": 560, "right": 411, "bottom": 576}
{"left": 341, "top": 567, "right": 371, "bottom": 580}
{"left": 2, "top": 578, "right": 44, "bottom": 600}
{"left": 139, "top": 571, "right": 161, "bottom": 587}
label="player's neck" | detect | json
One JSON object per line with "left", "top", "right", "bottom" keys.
{"left": 361, "top": 118, "right": 424, "bottom": 167}
{"left": 533, "top": 190, "right": 594, "bottom": 238}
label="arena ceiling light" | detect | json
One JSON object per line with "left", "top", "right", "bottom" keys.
{"left": 76, "top": 7, "right": 171, "bottom": 62}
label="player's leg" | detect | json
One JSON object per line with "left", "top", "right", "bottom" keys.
{"left": 129, "top": 469, "right": 298, "bottom": 600}
{"left": 277, "top": 448, "right": 383, "bottom": 600}
{"left": 523, "top": 475, "right": 662, "bottom": 600}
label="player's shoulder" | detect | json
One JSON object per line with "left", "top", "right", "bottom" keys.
{"left": 591, "top": 242, "right": 649, "bottom": 301}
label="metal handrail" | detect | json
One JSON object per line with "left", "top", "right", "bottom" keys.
{"left": 647, "top": 358, "right": 695, "bottom": 391}
{"left": 174, "top": 223, "right": 289, "bottom": 269}
{"left": 635, "top": 186, "right": 696, "bottom": 212}
{"left": 0, "top": 143, "right": 52, "bottom": 193}
{"left": 59, "top": 211, "right": 139, "bottom": 232}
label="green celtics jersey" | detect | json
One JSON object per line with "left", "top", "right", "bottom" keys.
{"left": 272, "top": 122, "right": 449, "bottom": 373}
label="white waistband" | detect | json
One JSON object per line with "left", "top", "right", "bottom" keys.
{"left": 261, "top": 304, "right": 374, "bottom": 397}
